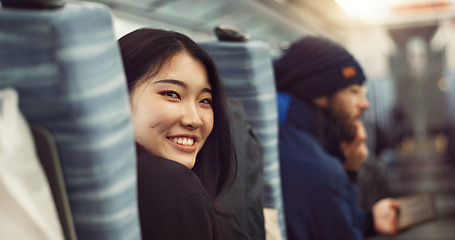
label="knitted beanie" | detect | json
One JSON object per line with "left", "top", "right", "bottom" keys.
{"left": 274, "top": 36, "right": 366, "bottom": 101}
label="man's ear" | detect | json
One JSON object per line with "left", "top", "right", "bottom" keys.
{"left": 313, "top": 96, "right": 329, "bottom": 108}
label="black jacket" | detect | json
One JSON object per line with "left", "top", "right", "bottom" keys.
{"left": 136, "top": 148, "right": 219, "bottom": 240}
{"left": 217, "top": 99, "right": 265, "bottom": 240}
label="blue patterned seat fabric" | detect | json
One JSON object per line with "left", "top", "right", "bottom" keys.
{"left": 200, "top": 41, "right": 286, "bottom": 239}
{"left": 0, "top": 2, "right": 140, "bottom": 239}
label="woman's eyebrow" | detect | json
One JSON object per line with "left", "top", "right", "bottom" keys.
{"left": 202, "top": 88, "right": 213, "bottom": 95}
{"left": 154, "top": 79, "right": 212, "bottom": 94}
{"left": 154, "top": 79, "right": 187, "bottom": 87}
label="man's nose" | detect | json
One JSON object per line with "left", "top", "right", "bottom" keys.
{"left": 361, "top": 96, "right": 370, "bottom": 110}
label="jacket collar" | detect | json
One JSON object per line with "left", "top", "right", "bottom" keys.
{"left": 277, "top": 92, "right": 318, "bottom": 132}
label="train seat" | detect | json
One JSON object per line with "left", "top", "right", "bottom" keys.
{"left": 0, "top": 1, "right": 141, "bottom": 239}
{"left": 200, "top": 39, "right": 286, "bottom": 240}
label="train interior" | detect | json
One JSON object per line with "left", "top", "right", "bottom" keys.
{"left": 1, "top": 0, "right": 455, "bottom": 239}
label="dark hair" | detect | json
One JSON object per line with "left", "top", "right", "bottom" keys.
{"left": 118, "top": 28, "right": 236, "bottom": 201}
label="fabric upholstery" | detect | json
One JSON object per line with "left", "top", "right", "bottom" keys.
{"left": 0, "top": 2, "right": 140, "bottom": 239}
{"left": 200, "top": 41, "right": 286, "bottom": 239}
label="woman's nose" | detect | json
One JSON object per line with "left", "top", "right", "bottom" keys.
{"left": 181, "top": 103, "right": 203, "bottom": 129}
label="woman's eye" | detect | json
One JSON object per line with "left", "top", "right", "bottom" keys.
{"left": 160, "top": 91, "right": 180, "bottom": 99}
{"left": 200, "top": 98, "right": 212, "bottom": 106}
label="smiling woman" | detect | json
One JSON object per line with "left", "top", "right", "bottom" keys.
{"left": 129, "top": 52, "right": 214, "bottom": 169}
{"left": 118, "top": 28, "right": 236, "bottom": 240}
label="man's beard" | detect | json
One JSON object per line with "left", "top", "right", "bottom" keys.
{"left": 337, "top": 119, "right": 357, "bottom": 142}
{"left": 327, "top": 104, "right": 358, "bottom": 142}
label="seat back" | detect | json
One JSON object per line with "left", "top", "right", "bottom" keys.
{"left": 200, "top": 41, "right": 286, "bottom": 239}
{"left": 0, "top": 2, "right": 140, "bottom": 239}
{"left": 32, "top": 124, "right": 77, "bottom": 240}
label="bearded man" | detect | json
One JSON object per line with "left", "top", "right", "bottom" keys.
{"left": 274, "top": 36, "right": 399, "bottom": 240}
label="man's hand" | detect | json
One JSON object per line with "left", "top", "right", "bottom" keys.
{"left": 373, "top": 198, "right": 400, "bottom": 235}
{"left": 340, "top": 120, "right": 369, "bottom": 171}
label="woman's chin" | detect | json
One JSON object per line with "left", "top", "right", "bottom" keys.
{"left": 171, "top": 156, "right": 196, "bottom": 169}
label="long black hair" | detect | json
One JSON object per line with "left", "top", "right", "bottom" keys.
{"left": 118, "top": 28, "right": 236, "bottom": 201}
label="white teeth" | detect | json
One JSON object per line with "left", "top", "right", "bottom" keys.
{"left": 171, "top": 137, "right": 195, "bottom": 146}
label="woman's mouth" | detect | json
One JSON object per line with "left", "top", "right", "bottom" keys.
{"left": 168, "top": 136, "right": 197, "bottom": 153}
{"left": 169, "top": 137, "right": 195, "bottom": 146}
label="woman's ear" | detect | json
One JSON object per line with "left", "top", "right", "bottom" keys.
{"left": 312, "top": 96, "right": 329, "bottom": 108}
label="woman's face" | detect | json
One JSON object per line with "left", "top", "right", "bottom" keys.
{"left": 130, "top": 51, "right": 214, "bottom": 169}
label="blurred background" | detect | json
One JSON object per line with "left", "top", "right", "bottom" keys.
{"left": 4, "top": 0, "right": 455, "bottom": 238}
{"left": 78, "top": 0, "right": 455, "bottom": 239}
{"left": 82, "top": 0, "right": 455, "bottom": 142}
